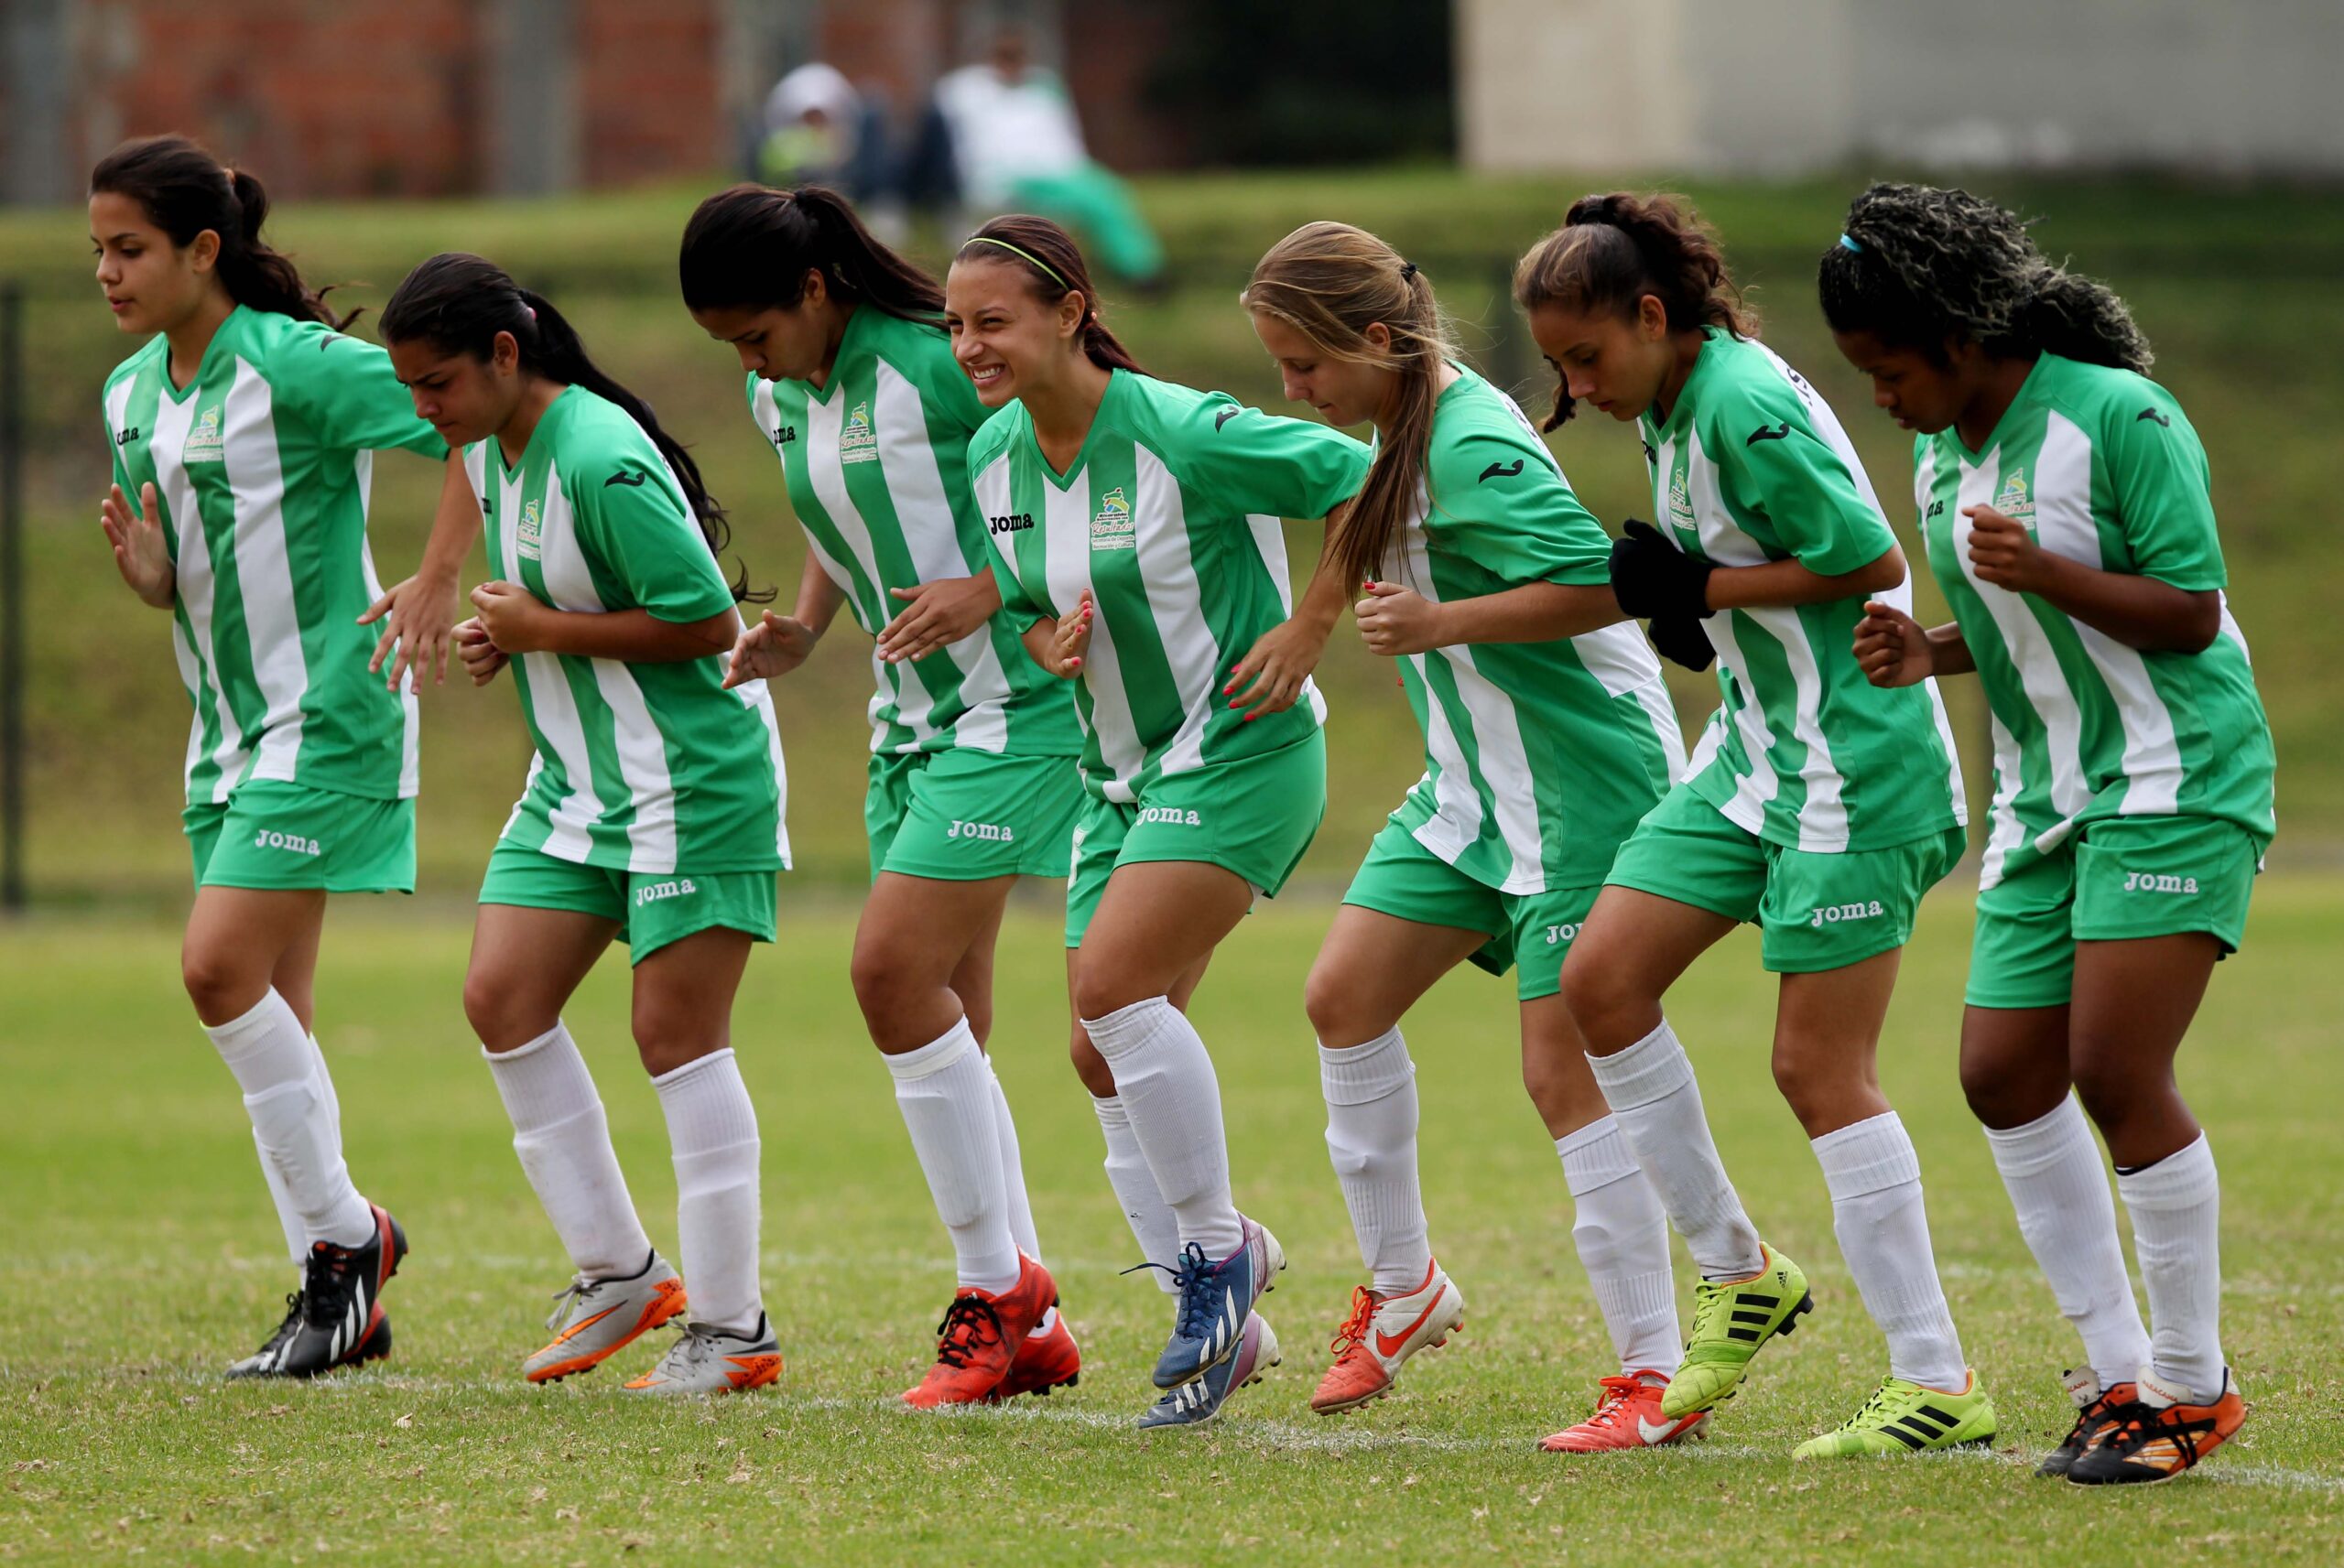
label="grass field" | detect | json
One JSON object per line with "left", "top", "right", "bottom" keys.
{"left": 2, "top": 880, "right": 2339, "bottom": 1564}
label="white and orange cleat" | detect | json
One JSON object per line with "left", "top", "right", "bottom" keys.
{"left": 525, "top": 1252, "right": 689, "bottom": 1383}
{"left": 1539, "top": 1370, "right": 1709, "bottom": 1453}
{"left": 621, "top": 1315, "right": 783, "bottom": 1397}
{"left": 1308, "top": 1260, "right": 1466, "bottom": 1414}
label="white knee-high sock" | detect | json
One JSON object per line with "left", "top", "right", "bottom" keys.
{"left": 1583, "top": 1020, "right": 1763, "bottom": 1280}
{"left": 1319, "top": 1028, "right": 1431, "bottom": 1294}
{"left": 653, "top": 1049, "right": 764, "bottom": 1336}
{"left": 257, "top": 1031, "right": 342, "bottom": 1265}
{"left": 483, "top": 1022, "right": 654, "bottom": 1280}
{"left": 1814, "top": 1111, "right": 1968, "bottom": 1390}
{"left": 1983, "top": 1097, "right": 2150, "bottom": 1390}
{"left": 1557, "top": 1116, "right": 1681, "bottom": 1375}
{"left": 1093, "top": 1093, "right": 1179, "bottom": 1294}
{"left": 981, "top": 1051, "right": 1043, "bottom": 1264}
{"left": 884, "top": 1019, "right": 1020, "bottom": 1294}
{"left": 2117, "top": 1133, "right": 2226, "bottom": 1401}
{"left": 207, "top": 989, "right": 374, "bottom": 1249}
{"left": 1082, "top": 997, "right": 1243, "bottom": 1257}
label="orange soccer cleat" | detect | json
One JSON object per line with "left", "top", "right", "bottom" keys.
{"left": 1308, "top": 1260, "right": 1466, "bottom": 1414}
{"left": 1539, "top": 1370, "right": 1709, "bottom": 1453}
{"left": 902, "top": 1253, "right": 1059, "bottom": 1410}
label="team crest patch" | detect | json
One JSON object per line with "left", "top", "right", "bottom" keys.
{"left": 1667, "top": 470, "right": 1695, "bottom": 529}
{"left": 1994, "top": 467, "right": 2035, "bottom": 520}
{"left": 1091, "top": 485, "right": 1135, "bottom": 550}
{"left": 840, "top": 400, "right": 878, "bottom": 464}
{"left": 183, "top": 405, "right": 225, "bottom": 463}
{"left": 518, "top": 497, "right": 545, "bottom": 560}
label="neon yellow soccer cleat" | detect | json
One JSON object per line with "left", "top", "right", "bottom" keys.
{"left": 1659, "top": 1244, "right": 1813, "bottom": 1419}
{"left": 1793, "top": 1371, "right": 1998, "bottom": 1458}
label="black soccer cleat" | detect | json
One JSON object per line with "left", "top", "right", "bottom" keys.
{"left": 224, "top": 1291, "right": 309, "bottom": 1380}
{"left": 272, "top": 1204, "right": 407, "bottom": 1379}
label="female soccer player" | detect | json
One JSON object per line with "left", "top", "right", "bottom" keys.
{"left": 381, "top": 254, "right": 790, "bottom": 1397}
{"left": 1824, "top": 184, "right": 2273, "bottom": 1485}
{"left": 946, "top": 215, "right": 1370, "bottom": 1428}
{"left": 1518, "top": 193, "right": 1995, "bottom": 1458}
{"left": 92, "top": 135, "right": 476, "bottom": 1378}
{"left": 678, "top": 183, "right": 1081, "bottom": 1408}
{"left": 1242, "top": 222, "right": 1700, "bottom": 1452}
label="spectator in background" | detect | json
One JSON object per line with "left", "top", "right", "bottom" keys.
{"left": 932, "top": 30, "right": 1166, "bottom": 289}
{"left": 756, "top": 64, "right": 900, "bottom": 232}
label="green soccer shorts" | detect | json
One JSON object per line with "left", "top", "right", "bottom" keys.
{"left": 1340, "top": 818, "right": 1600, "bottom": 1002}
{"left": 184, "top": 779, "right": 416, "bottom": 894}
{"left": 1604, "top": 782, "right": 1965, "bottom": 974}
{"left": 865, "top": 748, "right": 1083, "bottom": 882}
{"left": 1064, "top": 730, "right": 1327, "bottom": 949}
{"left": 1966, "top": 815, "right": 2260, "bottom": 1009}
{"left": 478, "top": 839, "right": 777, "bottom": 964}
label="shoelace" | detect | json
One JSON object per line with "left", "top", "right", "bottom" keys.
{"left": 1326, "top": 1286, "right": 1378, "bottom": 1361}
{"left": 1579, "top": 1375, "right": 1644, "bottom": 1429}
{"left": 929, "top": 1294, "right": 1005, "bottom": 1370}
{"left": 659, "top": 1322, "right": 730, "bottom": 1374}
{"left": 2088, "top": 1398, "right": 2210, "bottom": 1463}
{"left": 1124, "top": 1242, "right": 1225, "bottom": 1343}
{"left": 299, "top": 1239, "right": 361, "bottom": 1326}
{"left": 545, "top": 1276, "right": 598, "bottom": 1333}
{"left": 253, "top": 1292, "right": 303, "bottom": 1355}
{"left": 1835, "top": 1378, "right": 1904, "bottom": 1433}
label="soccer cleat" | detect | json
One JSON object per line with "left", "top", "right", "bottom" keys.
{"left": 1308, "top": 1260, "right": 1466, "bottom": 1414}
{"left": 1659, "top": 1244, "right": 1812, "bottom": 1418}
{"left": 1538, "top": 1370, "right": 1709, "bottom": 1452}
{"left": 621, "top": 1314, "right": 783, "bottom": 1397}
{"left": 1792, "top": 1370, "right": 1998, "bottom": 1458}
{"left": 265, "top": 1204, "right": 408, "bottom": 1379}
{"left": 2038, "top": 1368, "right": 2136, "bottom": 1478}
{"left": 902, "top": 1253, "right": 1059, "bottom": 1410}
{"left": 992, "top": 1309, "right": 1081, "bottom": 1402}
{"left": 2066, "top": 1368, "right": 2245, "bottom": 1486}
{"left": 223, "top": 1291, "right": 307, "bottom": 1379}
{"left": 524, "top": 1251, "right": 688, "bottom": 1383}
{"left": 1154, "top": 1217, "right": 1286, "bottom": 1390}
{"left": 1137, "top": 1313, "right": 1281, "bottom": 1430}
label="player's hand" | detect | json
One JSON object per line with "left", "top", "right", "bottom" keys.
{"left": 723, "top": 610, "right": 819, "bottom": 688}
{"left": 1225, "top": 612, "right": 1330, "bottom": 721}
{"left": 1852, "top": 600, "right": 1932, "bottom": 687}
{"left": 468, "top": 579, "right": 547, "bottom": 654}
{"left": 1609, "top": 517, "right": 1713, "bottom": 621}
{"left": 1646, "top": 611, "right": 1717, "bottom": 672}
{"left": 1963, "top": 504, "right": 2052, "bottom": 594}
{"left": 453, "top": 616, "right": 507, "bottom": 687}
{"left": 1354, "top": 579, "right": 1449, "bottom": 658}
{"left": 1042, "top": 591, "right": 1094, "bottom": 678}
{"left": 99, "top": 482, "right": 175, "bottom": 607}
{"left": 358, "top": 572, "right": 462, "bottom": 691}
{"left": 876, "top": 571, "right": 1001, "bottom": 665}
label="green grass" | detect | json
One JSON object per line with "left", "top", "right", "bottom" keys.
{"left": 2, "top": 881, "right": 2339, "bottom": 1564}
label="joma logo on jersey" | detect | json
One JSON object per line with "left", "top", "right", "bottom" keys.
{"left": 517, "top": 498, "right": 545, "bottom": 560}
{"left": 634, "top": 878, "right": 700, "bottom": 906}
{"left": 253, "top": 828, "right": 321, "bottom": 857}
{"left": 1926, "top": 498, "right": 1947, "bottom": 520}
{"left": 771, "top": 424, "right": 798, "bottom": 447}
{"left": 2122, "top": 871, "right": 2200, "bottom": 894}
{"left": 947, "top": 819, "right": 1015, "bottom": 842}
{"left": 1994, "top": 468, "right": 2035, "bottom": 520}
{"left": 1809, "top": 900, "right": 1886, "bottom": 928}
{"left": 115, "top": 426, "right": 141, "bottom": 447}
{"left": 1091, "top": 486, "right": 1135, "bottom": 550}
{"left": 989, "top": 512, "right": 1035, "bottom": 536}
{"left": 1666, "top": 472, "right": 1695, "bottom": 528}
{"left": 1543, "top": 923, "right": 1582, "bottom": 946}
{"left": 183, "top": 405, "right": 225, "bottom": 463}
{"left": 839, "top": 400, "right": 878, "bottom": 464}
{"left": 1136, "top": 806, "right": 1201, "bottom": 827}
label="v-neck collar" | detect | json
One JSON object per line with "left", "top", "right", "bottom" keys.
{"left": 495, "top": 384, "right": 578, "bottom": 481}
{"left": 801, "top": 306, "right": 872, "bottom": 407}
{"left": 1949, "top": 355, "right": 2050, "bottom": 466}
{"left": 159, "top": 305, "right": 244, "bottom": 403}
{"left": 1648, "top": 327, "right": 1724, "bottom": 438}
{"left": 1029, "top": 368, "right": 1122, "bottom": 491}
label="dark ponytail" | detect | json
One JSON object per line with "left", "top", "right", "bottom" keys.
{"left": 678, "top": 182, "right": 945, "bottom": 322}
{"left": 1818, "top": 183, "right": 2152, "bottom": 374}
{"left": 1511, "top": 191, "right": 1755, "bottom": 429}
{"left": 955, "top": 215, "right": 1146, "bottom": 376}
{"left": 382, "top": 253, "right": 768, "bottom": 605}
{"left": 92, "top": 135, "right": 354, "bottom": 329}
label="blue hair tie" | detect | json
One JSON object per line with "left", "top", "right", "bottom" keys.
{"left": 1838, "top": 233, "right": 1863, "bottom": 253}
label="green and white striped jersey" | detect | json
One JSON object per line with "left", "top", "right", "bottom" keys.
{"left": 748, "top": 307, "right": 1080, "bottom": 758}
{"left": 102, "top": 305, "right": 446, "bottom": 806}
{"left": 972, "top": 371, "right": 1370, "bottom": 802}
{"left": 1914, "top": 353, "right": 2274, "bottom": 887}
{"left": 469, "top": 385, "right": 788, "bottom": 874}
{"left": 1640, "top": 330, "right": 1966, "bottom": 852}
{"left": 1385, "top": 367, "right": 1687, "bottom": 892}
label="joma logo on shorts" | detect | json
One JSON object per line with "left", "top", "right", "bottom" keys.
{"left": 1809, "top": 900, "right": 1885, "bottom": 928}
{"left": 1136, "top": 806, "right": 1202, "bottom": 827}
{"left": 253, "top": 828, "right": 321, "bottom": 857}
{"left": 2122, "top": 871, "right": 2200, "bottom": 894}
{"left": 947, "top": 819, "right": 1015, "bottom": 842}
{"left": 1543, "top": 923, "right": 1582, "bottom": 946}
{"left": 634, "top": 878, "right": 700, "bottom": 905}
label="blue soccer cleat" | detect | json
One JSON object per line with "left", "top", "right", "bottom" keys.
{"left": 1136, "top": 1313, "right": 1281, "bottom": 1430}
{"left": 1153, "top": 1216, "right": 1286, "bottom": 1390}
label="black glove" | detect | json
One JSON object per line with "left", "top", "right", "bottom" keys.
{"left": 1609, "top": 518, "right": 1714, "bottom": 621}
{"left": 1645, "top": 612, "right": 1716, "bottom": 672}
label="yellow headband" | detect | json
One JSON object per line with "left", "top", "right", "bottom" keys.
{"left": 963, "top": 234, "right": 1070, "bottom": 291}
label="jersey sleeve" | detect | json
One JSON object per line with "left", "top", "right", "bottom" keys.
{"left": 1720, "top": 395, "right": 1894, "bottom": 576}
{"left": 268, "top": 324, "right": 448, "bottom": 459}
{"left": 567, "top": 443, "right": 739, "bottom": 624}
{"left": 1169, "top": 394, "right": 1371, "bottom": 522}
{"left": 1424, "top": 431, "right": 1611, "bottom": 586}
{"left": 2103, "top": 389, "right": 2225, "bottom": 591}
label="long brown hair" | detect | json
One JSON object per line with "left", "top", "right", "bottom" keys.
{"left": 1243, "top": 221, "right": 1453, "bottom": 589}
{"left": 1512, "top": 191, "right": 1755, "bottom": 429}
{"left": 954, "top": 215, "right": 1146, "bottom": 374}
{"left": 678, "top": 183, "right": 945, "bottom": 323}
